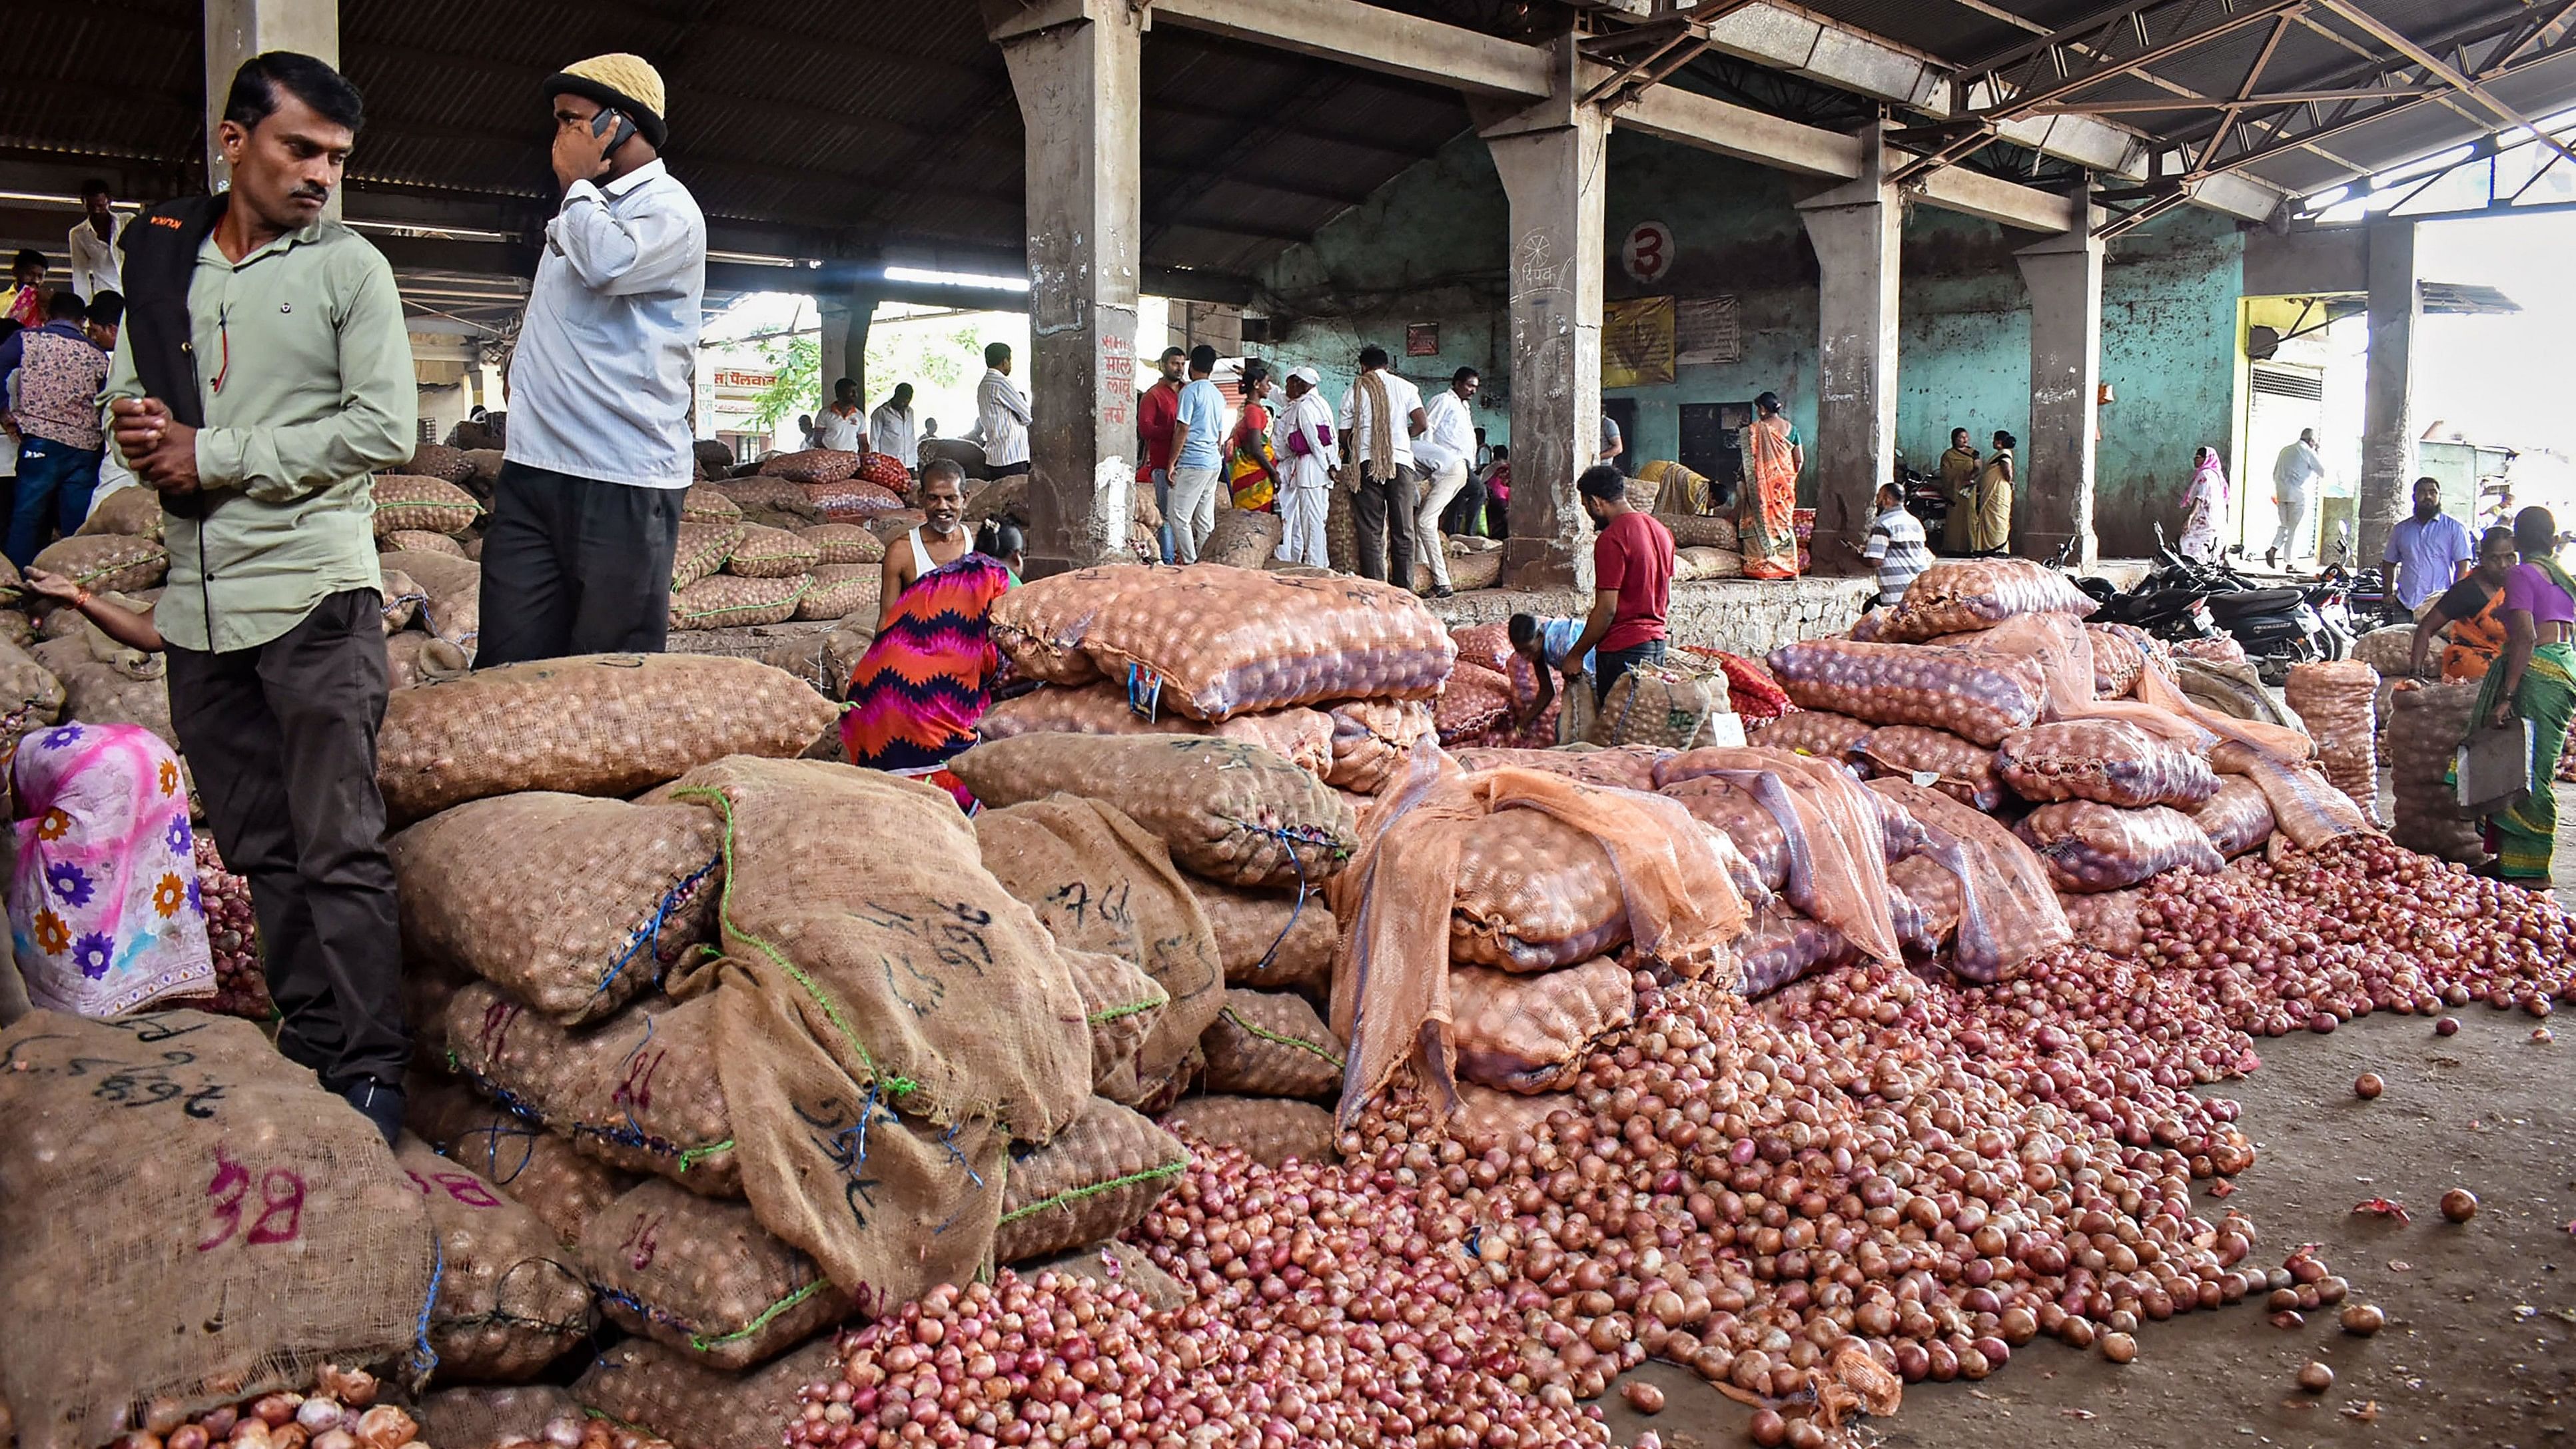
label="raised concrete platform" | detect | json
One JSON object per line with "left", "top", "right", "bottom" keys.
{"left": 1429, "top": 575, "right": 1878, "bottom": 658}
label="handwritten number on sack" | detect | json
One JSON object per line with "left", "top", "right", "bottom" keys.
{"left": 404, "top": 1170, "right": 504, "bottom": 1208}
{"left": 622, "top": 1210, "right": 661, "bottom": 1271}
{"left": 200, "top": 1147, "right": 306, "bottom": 1250}
{"left": 797, "top": 1095, "right": 885, "bottom": 1232}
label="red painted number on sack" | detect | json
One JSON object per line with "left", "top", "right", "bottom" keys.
{"left": 404, "top": 1169, "right": 504, "bottom": 1208}
{"left": 200, "top": 1147, "right": 307, "bottom": 1250}
{"left": 477, "top": 999, "right": 520, "bottom": 1058}
{"left": 614, "top": 1045, "right": 663, "bottom": 1114}
{"left": 622, "top": 1211, "right": 661, "bottom": 1271}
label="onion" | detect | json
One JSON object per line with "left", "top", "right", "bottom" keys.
{"left": 2440, "top": 1189, "right": 2479, "bottom": 1222}
{"left": 2297, "top": 1361, "right": 2335, "bottom": 1392}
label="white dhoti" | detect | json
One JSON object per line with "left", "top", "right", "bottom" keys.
{"left": 1278, "top": 486, "right": 1330, "bottom": 568}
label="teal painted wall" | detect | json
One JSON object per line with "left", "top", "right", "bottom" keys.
{"left": 1253, "top": 131, "right": 2244, "bottom": 554}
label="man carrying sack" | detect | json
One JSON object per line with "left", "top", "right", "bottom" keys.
{"left": 105, "top": 52, "right": 415, "bottom": 1142}
{"left": 481, "top": 52, "right": 707, "bottom": 666}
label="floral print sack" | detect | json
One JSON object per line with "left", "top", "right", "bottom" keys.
{"left": 9, "top": 721, "right": 213, "bottom": 1015}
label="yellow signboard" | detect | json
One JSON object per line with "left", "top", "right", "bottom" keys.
{"left": 1603, "top": 296, "right": 1675, "bottom": 389}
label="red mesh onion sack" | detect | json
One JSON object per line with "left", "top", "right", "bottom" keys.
{"left": 1448, "top": 957, "right": 1634, "bottom": 1094}
{"left": 1767, "top": 640, "right": 2044, "bottom": 747}
{"left": 2189, "top": 775, "right": 2277, "bottom": 859}
{"left": 1875, "top": 557, "right": 2096, "bottom": 642}
{"left": 1750, "top": 710, "right": 1872, "bottom": 762}
{"left": 1855, "top": 725, "right": 2005, "bottom": 811}
{"left": 1994, "top": 719, "right": 2220, "bottom": 809}
{"left": 2014, "top": 801, "right": 2225, "bottom": 893}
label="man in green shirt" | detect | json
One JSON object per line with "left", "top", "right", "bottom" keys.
{"left": 106, "top": 52, "right": 415, "bottom": 1145}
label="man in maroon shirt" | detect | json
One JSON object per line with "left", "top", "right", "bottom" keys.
{"left": 1136, "top": 346, "right": 1187, "bottom": 562}
{"left": 1560, "top": 464, "right": 1675, "bottom": 704}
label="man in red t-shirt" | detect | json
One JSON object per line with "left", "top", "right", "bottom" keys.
{"left": 1561, "top": 464, "right": 1675, "bottom": 704}
{"left": 1135, "top": 346, "right": 1187, "bottom": 562}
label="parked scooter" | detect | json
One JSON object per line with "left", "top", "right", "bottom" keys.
{"left": 2088, "top": 526, "right": 2336, "bottom": 682}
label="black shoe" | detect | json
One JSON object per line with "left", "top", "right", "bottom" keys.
{"left": 343, "top": 1079, "right": 406, "bottom": 1149}
{"left": 1432, "top": 585, "right": 1456, "bottom": 599}
{"left": 2264, "top": 547, "right": 2278, "bottom": 570}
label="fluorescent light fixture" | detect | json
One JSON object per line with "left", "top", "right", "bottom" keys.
{"left": 344, "top": 218, "right": 516, "bottom": 242}
{"left": 707, "top": 248, "right": 799, "bottom": 266}
{"left": 883, "top": 265, "right": 1030, "bottom": 292}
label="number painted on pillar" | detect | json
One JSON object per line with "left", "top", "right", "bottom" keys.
{"left": 1623, "top": 222, "right": 1675, "bottom": 286}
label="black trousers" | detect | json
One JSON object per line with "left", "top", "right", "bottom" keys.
{"left": 1442, "top": 475, "right": 1490, "bottom": 536}
{"left": 167, "top": 591, "right": 405, "bottom": 1095}
{"left": 1351, "top": 463, "right": 1419, "bottom": 584}
{"left": 1593, "top": 639, "right": 1669, "bottom": 706}
{"left": 477, "top": 462, "right": 687, "bottom": 667}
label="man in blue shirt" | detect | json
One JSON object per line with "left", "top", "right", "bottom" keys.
{"left": 2383, "top": 475, "right": 2475, "bottom": 617}
{"left": 1166, "top": 344, "right": 1227, "bottom": 564}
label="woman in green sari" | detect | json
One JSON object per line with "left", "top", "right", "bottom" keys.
{"left": 2473, "top": 506, "right": 2576, "bottom": 886}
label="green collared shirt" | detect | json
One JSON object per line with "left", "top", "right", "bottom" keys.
{"left": 102, "top": 217, "right": 414, "bottom": 652}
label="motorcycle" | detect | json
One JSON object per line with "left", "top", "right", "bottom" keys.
{"left": 2092, "top": 526, "right": 2335, "bottom": 682}
{"left": 1895, "top": 458, "right": 1952, "bottom": 544}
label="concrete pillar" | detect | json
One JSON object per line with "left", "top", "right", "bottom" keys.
{"left": 1476, "top": 37, "right": 1607, "bottom": 592}
{"left": 1795, "top": 126, "right": 1900, "bottom": 563}
{"left": 205, "top": 0, "right": 339, "bottom": 202}
{"left": 988, "top": 0, "right": 1142, "bottom": 578}
{"left": 816, "top": 288, "right": 875, "bottom": 410}
{"left": 2014, "top": 217, "right": 2103, "bottom": 566}
{"left": 2358, "top": 219, "right": 2419, "bottom": 569}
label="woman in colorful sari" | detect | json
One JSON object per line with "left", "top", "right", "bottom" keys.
{"left": 2472, "top": 506, "right": 2576, "bottom": 887}
{"left": 1966, "top": 431, "right": 2016, "bottom": 554}
{"left": 2410, "top": 525, "right": 2517, "bottom": 683}
{"left": 841, "top": 463, "right": 1023, "bottom": 811}
{"left": 1224, "top": 359, "right": 1280, "bottom": 513}
{"left": 2178, "top": 446, "right": 2229, "bottom": 562}
{"left": 1739, "top": 391, "right": 1803, "bottom": 580}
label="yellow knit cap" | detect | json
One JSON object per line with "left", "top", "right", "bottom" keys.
{"left": 548, "top": 53, "right": 667, "bottom": 147}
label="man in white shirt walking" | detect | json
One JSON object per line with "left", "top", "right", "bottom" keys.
{"left": 482, "top": 53, "right": 707, "bottom": 667}
{"left": 871, "top": 382, "right": 919, "bottom": 472}
{"left": 972, "top": 342, "right": 1031, "bottom": 478}
{"left": 2269, "top": 428, "right": 2326, "bottom": 567}
{"left": 68, "top": 179, "right": 124, "bottom": 300}
{"left": 1336, "top": 344, "right": 1426, "bottom": 585}
{"left": 813, "top": 376, "right": 867, "bottom": 454}
{"left": 1411, "top": 366, "right": 1480, "bottom": 597}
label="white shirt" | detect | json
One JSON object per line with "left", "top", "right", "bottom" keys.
{"left": 505, "top": 159, "right": 707, "bottom": 488}
{"left": 973, "top": 367, "right": 1032, "bottom": 468}
{"left": 870, "top": 400, "right": 919, "bottom": 464}
{"left": 813, "top": 404, "right": 865, "bottom": 452}
{"left": 1337, "top": 370, "right": 1424, "bottom": 473}
{"left": 1416, "top": 388, "right": 1475, "bottom": 474}
{"left": 69, "top": 213, "right": 124, "bottom": 300}
{"left": 2272, "top": 440, "right": 2326, "bottom": 496}
{"left": 1280, "top": 391, "right": 1335, "bottom": 492}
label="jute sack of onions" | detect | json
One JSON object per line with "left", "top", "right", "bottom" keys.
{"left": 672, "top": 521, "right": 744, "bottom": 590}
{"left": 1765, "top": 639, "right": 2044, "bottom": 747}
{"left": 799, "top": 522, "right": 885, "bottom": 565}
{"left": 793, "top": 564, "right": 879, "bottom": 622}
{"left": 1325, "top": 699, "right": 1437, "bottom": 793}
{"left": 410, "top": 1092, "right": 637, "bottom": 1250}
{"left": 977, "top": 684, "right": 1337, "bottom": 781}
{"left": 1657, "top": 776, "right": 1789, "bottom": 895}
{"left": 398, "top": 440, "right": 478, "bottom": 484}
{"left": 1585, "top": 664, "right": 1727, "bottom": 749}
{"left": 1735, "top": 902, "right": 1856, "bottom": 997}
{"left": 1855, "top": 725, "right": 2006, "bottom": 811}
{"left": 382, "top": 549, "right": 481, "bottom": 654}
{"left": 1199, "top": 989, "right": 1344, "bottom": 1099}
{"left": 0, "top": 636, "right": 64, "bottom": 746}
{"left": 2086, "top": 623, "right": 2146, "bottom": 699}
{"left": 2285, "top": 660, "right": 2379, "bottom": 817}
{"left": 670, "top": 573, "right": 809, "bottom": 631}
{"left": 755, "top": 448, "right": 863, "bottom": 485}
{"left": 1873, "top": 556, "right": 2096, "bottom": 643}
{"left": 1657, "top": 512, "right": 1737, "bottom": 550}
{"left": 1750, "top": 710, "right": 1871, "bottom": 762}
{"left": 2059, "top": 886, "right": 2148, "bottom": 958}
{"left": 971, "top": 796, "right": 1222, "bottom": 1091}
{"left": 582, "top": 1180, "right": 852, "bottom": 1371}
{"left": 418, "top": 1384, "right": 584, "bottom": 1449}
{"left": 2212, "top": 741, "right": 2374, "bottom": 849}
{"left": 1055, "top": 948, "right": 1170, "bottom": 1096}
{"left": 1157, "top": 1095, "right": 1336, "bottom": 1169}
{"left": 377, "top": 654, "right": 839, "bottom": 822}
{"left": 991, "top": 1097, "right": 1190, "bottom": 1265}
{"left": 988, "top": 564, "right": 1456, "bottom": 722}
{"left": 392, "top": 793, "right": 722, "bottom": 1028}
{"left": 2015, "top": 801, "right": 2224, "bottom": 893}
{"left": 950, "top": 734, "right": 1358, "bottom": 889}
{"left": 2387, "top": 681, "right": 2484, "bottom": 863}
{"left": 76, "top": 484, "right": 166, "bottom": 540}
{"left": 1186, "top": 877, "right": 1336, "bottom": 993}
{"left": 442, "top": 981, "right": 739, "bottom": 1196}
{"left": 2189, "top": 775, "right": 2277, "bottom": 859}
{"left": 1450, "top": 744, "right": 1668, "bottom": 792}
{"left": 370, "top": 474, "right": 482, "bottom": 538}
{"left": 683, "top": 486, "right": 743, "bottom": 525}
{"left": 380, "top": 569, "right": 423, "bottom": 632}
{"left": 394, "top": 1138, "right": 594, "bottom": 1380}
{"left": 386, "top": 633, "right": 472, "bottom": 692}
{"left": 1203, "top": 509, "right": 1283, "bottom": 570}
{"left": 724, "top": 525, "right": 821, "bottom": 580}
{"left": 0, "top": 1011, "right": 436, "bottom": 1449}
{"left": 1994, "top": 719, "right": 2221, "bottom": 810}
{"left": 1448, "top": 957, "right": 1633, "bottom": 1094}
{"left": 31, "top": 533, "right": 168, "bottom": 594}
{"left": 572, "top": 1338, "right": 840, "bottom": 1449}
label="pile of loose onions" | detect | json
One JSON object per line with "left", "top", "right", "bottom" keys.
{"left": 194, "top": 836, "right": 270, "bottom": 1020}
{"left": 109, "top": 1367, "right": 418, "bottom": 1449}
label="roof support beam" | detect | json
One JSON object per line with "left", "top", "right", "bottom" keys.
{"left": 2308, "top": 0, "right": 2576, "bottom": 173}
{"left": 2036, "top": 87, "right": 2437, "bottom": 114}
{"left": 1149, "top": 0, "right": 1551, "bottom": 97}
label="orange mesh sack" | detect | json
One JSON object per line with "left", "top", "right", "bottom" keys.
{"left": 951, "top": 734, "right": 1358, "bottom": 887}
{"left": 755, "top": 448, "right": 863, "bottom": 484}
{"left": 991, "top": 1097, "right": 1190, "bottom": 1265}
{"left": 1994, "top": 720, "right": 2220, "bottom": 809}
{"left": 1200, "top": 989, "right": 1344, "bottom": 1099}
{"left": 2211, "top": 741, "right": 2372, "bottom": 849}
{"left": 1766, "top": 640, "right": 2044, "bottom": 746}
{"left": 371, "top": 474, "right": 483, "bottom": 538}
{"left": 1449, "top": 957, "right": 1634, "bottom": 1094}
{"left": 1886, "top": 855, "right": 1962, "bottom": 956}
{"left": 1855, "top": 725, "right": 2005, "bottom": 811}
{"left": 989, "top": 564, "right": 1456, "bottom": 721}
{"left": 378, "top": 655, "right": 839, "bottom": 821}
{"left": 2060, "top": 886, "right": 2147, "bottom": 958}
{"left": 1735, "top": 903, "right": 1857, "bottom": 997}
{"left": 978, "top": 685, "right": 1336, "bottom": 780}
{"left": 1749, "top": 711, "right": 1872, "bottom": 761}
{"left": 1451, "top": 745, "right": 1667, "bottom": 792}
{"left": 2015, "top": 801, "right": 2225, "bottom": 893}
{"left": 1875, "top": 557, "right": 2096, "bottom": 642}
{"left": 1651, "top": 747, "right": 1905, "bottom": 966}
{"left": 1188, "top": 879, "right": 1336, "bottom": 993}
{"left": 390, "top": 793, "right": 723, "bottom": 1027}
{"left": 2087, "top": 624, "right": 2146, "bottom": 699}
{"left": 1158, "top": 1095, "right": 1336, "bottom": 1169}
{"left": 394, "top": 1138, "right": 592, "bottom": 1382}
{"left": 1657, "top": 775, "right": 1789, "bottom": 894}
{"left": 581, "top": 1179, "right": 851, "bottom": 1372}
{"left": 0, "top": 1011, "right": 436, "bottom": 1449}
{"left": 1326, "top": 700, "right": 1439, "bottom": 793}
{"left": 2285, "top": 660, "right": 2379, "bottom": 818}
{"left": 442, "top": 981, "right": 738, "bottom": 1195}
{"left": 970, "top": 795, "right": 1224, "bottom": 1089}
{"left": 1866, "top": 777, "right": 2071, "bottom": 981}
{"left": 572, "top": 1337, "right": 839, "bottom": 1449}
{"left": 1437, "top": 662, "right": 1518, "bottom": 743}
{"left": 2189, "top": 775, "right": 2277, "bottom": 859}
{"left": 1452, "top": 809, "right": 1633, "bottom": 971}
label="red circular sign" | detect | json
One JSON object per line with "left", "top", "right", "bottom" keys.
{"left": 1623, "top": 221, "right": 1675, "bottom": 284}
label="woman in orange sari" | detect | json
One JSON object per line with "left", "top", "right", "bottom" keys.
{"left": 1740, "top": 390, "right": 1803, "bottom": 580}
{"left": 2410, "top": 524, "right": 2518, "bottom": 682}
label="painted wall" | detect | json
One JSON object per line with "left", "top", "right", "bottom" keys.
{"left": 1254, "top": 131, "right": 2247, "bottom": 555}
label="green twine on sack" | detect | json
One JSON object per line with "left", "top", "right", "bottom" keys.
{"left": 671, "top": 785, "right": 921, "bottom": 1103}
{"left": 1220, "top": 1005, "right": 1345, "bottom": 1069}
{"left": 589, "top": 1276, "right": 831, "bottom": 1355}
{"left": 1087, "top": 987, "right": 1168, "bottom": 1027}
{"left": 443, "top": 1050, "right": 735, "bottom": 1173}
{"left": 994, "top": 1153, "right": 1194, "bottom": 1230}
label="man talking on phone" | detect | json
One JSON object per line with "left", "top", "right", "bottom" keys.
{"left": 480, "top": 53, "right": 706, "bottom": 666}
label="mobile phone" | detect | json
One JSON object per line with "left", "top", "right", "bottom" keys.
{"left": 590, "top": 106, "right": 637, "bottom": 155}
